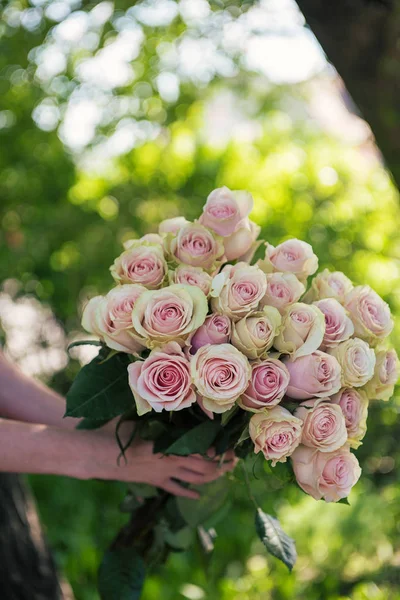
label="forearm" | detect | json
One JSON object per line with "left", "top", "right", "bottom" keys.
{"left": 0, "top": 352, "right": 77, "bottom": 430}
{"left": 0, "top": 419, "right": 92, "bottom": 478}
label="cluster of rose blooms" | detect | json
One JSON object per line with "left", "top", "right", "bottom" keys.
{"left": 82, "top": 187, "right": 399, "bottom": 503}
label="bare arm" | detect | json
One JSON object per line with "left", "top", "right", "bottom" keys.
{"left": 0, "top": 418, "right": 234, "bottom": 498}
{"left": 0, "top": 352, "right": 236, "bottom": 496}
{"left": 0, "top": 352, "right": 77, "bottom": 430}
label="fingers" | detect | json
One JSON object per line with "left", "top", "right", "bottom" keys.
{"left": 176, "top": 467, "right": 227, "bottom": 485}
{"left": 162, "top": 479, "right": 200, "bottom": 499}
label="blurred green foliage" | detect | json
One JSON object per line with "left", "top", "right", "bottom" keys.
{"left": 1, "top": 1, "right": 400, "bottom": 599}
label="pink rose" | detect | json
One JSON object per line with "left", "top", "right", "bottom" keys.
{"left": 199, "top": 186, "right": 253, "bottom": 237}
{"left": 110, "top": 242, "right": 167, "bottom": 289}
{"left": 313, "top": 298, "right": 354, "bottom": 350}
{"left": 274, "top": 303, "right": 325, "bottom": 360}
{"left": 168, "top": 222, "right": 225, "bottom": 272}
{"left": 211, "top": 263, "right": 267, "bottom": 321}
{"left": 259, "top": 239, "right": 318, "bottom": 282}
{"left": 284, "top": 351, "right": 342, "bottom": 400}
{"left": 131, "top": 284, "right": 208, "bottom": 348}
{"left": 231, "top": 306, "right": 281, "bottom": 359}
{"left": 261, "top": 272, "right": 305, "bottom": 313}
{"left": 364, "top": 349, "right": 399, "bottom": 401}
{"left": 128, "top": 342, "right": 196, "bottom": 415}
{"left": 249, "top": 407, "right": 303, "bottom": 466}
{"left": 159, "top": 216, "right": 189, "bottom": 234}
{"left": 345, "top": 285, "right": 394, "bottom": 346}
{"left": 328, "top": 338, "right": 376, "bottom": 387}
{"left": 302, "top": 269, "right": 353, "bottom": 304}
{"left": 331, "top": 388, "right": 368, "bottom": 448}
{"left": 291, "top": 445, "right": 361, "bottom": 502}
{"left": 81, "top": 284, "right": 146, "bottom": 353}
{"left": 170, "top": 265, "right": 212, "bottom": 296}
{"left": 191, "top": 343, "right": 251, "bottom": 413}
{"left": 190, "top": 314, "right": 231, "bottom": 353}
{"left": 240, "top": 359, "right": 290, "bottom": 411}
{"left": 294, "top": 398, "right": 347, "bottom": 452}
{"left": 223, "top": 219, "right": 261, "bottom": 262}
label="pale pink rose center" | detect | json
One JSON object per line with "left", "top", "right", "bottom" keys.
{"left": 255, "top": 320, "right": 268, "bottom": 338}
{"left": 212, "top": 316, "right": 230, "bottom": 334}
{"left": 317, "top": 359, "right": 331, "bottom": 381}
{"left": 270, "top": 283, "right": 289, "bottom": 300}
{"left": 146, "top": 360, "right": 190, "bottom": 400}
{"left": 339, "top": 392, "right": 358, "bottom": 427}
{"left": 149, "top": 299, "right": 187, "bottom": 333}
{"left": 208, "top": 201, "right": 237, "bottom": 220}
{"left": 182, "top": 233, "right": 213, "bottom": 256}
{"left": 292, "top": 310, "right": 312, "bottom": 324}
{"left": 233, "top": 281, "right": 259, "bottom": 303}
{"left": 283, "top": 250, "right": 298, "bottom": 262}
{"left": 311, "top": 408, "right": 336, "bottom": 439}
{"left": 329, "top": 277, "right": 344, "bottom": 295}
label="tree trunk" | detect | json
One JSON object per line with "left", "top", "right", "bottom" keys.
{"left": 296, "top": 0, "right": 400, "bottom": 189}
{"left": 0, "top": 474, "right": 72, "bottom": 600}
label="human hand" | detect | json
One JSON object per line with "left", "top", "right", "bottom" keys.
{"left": 79, "top": 428, "right": 237, "bottom": 499}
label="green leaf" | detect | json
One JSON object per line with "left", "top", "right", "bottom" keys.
{"left": 68, "top": 340, "right": 103, "bottom": 351}
{"left": 65, "top": 352, "right": 133, "bottom": 419}
{"left": 76, "top": 417, "right": 112, "bottom": 430}
{"left": 234, "top": 425, "right": 250, "bottom": 448}
{"left": 98, "top": 547, "right": 145, "bottom": 600}
{"left": 165, "top": 526, "right": 193, "bottom": 551}
{"left": 128, "top": 483, "right": 159, "bottom": 499}
{"left": 161, "top": 420, "right": 221, "bottom": 456}
{"left": 338, "top": 497, "right": 350, "bottom": 505}
{"left": 255, "top": 508, "right": 297, "bottom": 572}
{"left": 177, "top": 477, "right": 230, "bottom": 528}
{"left": 221, "top": 405, "right": 238, "bottom": 426}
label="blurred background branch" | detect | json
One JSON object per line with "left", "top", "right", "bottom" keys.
{"left": 296, "top": 0, "right": 400, "bottom": 188}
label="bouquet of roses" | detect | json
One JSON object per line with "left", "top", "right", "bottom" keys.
{"left": 65, "top": 187, "right": 399, "bottom": 600}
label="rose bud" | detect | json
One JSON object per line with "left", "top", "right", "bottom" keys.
{"left": 344, "top": 285, "right": 394, "bottom": 346}
{"left": 249, "top": 407, "right": 303, "bottom": 466}
{"left": 191, "top": 343, "right": 251, "bottom": 413}
{"left": 274, "top": 303, "right": 325, "bottom": 360}
{"left": 211, "top": 263, "right": 267, "bottom": 321}
{"left": 128, "top": 342, "right": 196, "bottom": 415}
{"left": 258, "top": 239, "right": 318, "bottom": 282}
{"left": 240, "top": 359, "right": 290, "bottom": 411}
{"left": 291, "top": 445, "right": 361, "bottom": 502}
{"left": 170, "top": 265, "right": 213, "bottom": 296}
{"left": 302, "top": 268, "right": 353, "bottom": 304}
{"left": 190, "top": 314, "right": 231, "bottom": 353}
{"left": 199, "top": 186, "right": 253, "bottom": 237}
{"left": 328, "top": 338, "right": 376, "bottom": 388}
{"left": 82, "top": 284, "right": 146, "bottom": 354}
{"left": 363, "top": 349, "right": 399, "bottom": 401}
{"left": 260, "top": 272, "right": 305, "bottom": 314}
{"left": 284, "top": 351, "right": 342, "bottom": 400}
{"left": 223, "top": 219, "right": 261, "bottom": 262}
{"left": 131, "top": 284, "right": 208, "bottom": 348}
{"left": 231, "top": 306, "right": 282, "bottom": 360}
{"left": 110, "top": 242, "right": 167, "bottom": 289}
{"left": 168, "top": 222, "right": 225, "bottom": 272}
{"left": 313, "top": 298, "right": 354, "bottom": 350}
{"left": 294, "top": 398, "right": 347, "bottom": 452}
{"left": 159, "top": 216, "right": 189, "bottom": 234}
{"left": 331, "top": 388, "right": 368, "bottom": 449}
